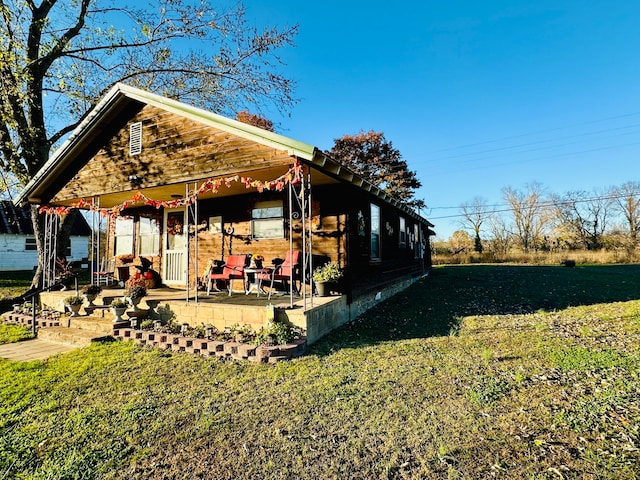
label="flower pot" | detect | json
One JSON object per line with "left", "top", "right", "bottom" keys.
{"left": 111, "top": 307, "right": 127, "bottom": 322}
{"left": 83, "top": 293, "right": 97, "bottom": 306}
{"left": 68, "top": 304, "right": 82, "bottom": 317}
{"left": 315, "top": 281, "right": 332, "bottom": 297}
{"left": 146, "top": 299, "right": 160, "bottom": 320}
{"left": 128, "top": 297, "right": 142, "bottom": 308}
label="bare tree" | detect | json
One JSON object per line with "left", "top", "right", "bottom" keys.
{"left": 0, "top": 0, "right": 298, "bottom": 287}
{"left": 488, "top": 215, "right": 511, "bottom": 255}
{"left": 552, "top": 188, "right": 614, "bottom": 250}
{"left": 613, "top": 181, "right": 640, "bottom": 246}
{"left": 502, "top": 182, "right": 548, "bottom": 253}
{"left": 459, "top": 196, "right": 491, "bottom": 252}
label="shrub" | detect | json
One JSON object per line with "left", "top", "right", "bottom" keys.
{"left": 125, "top": 285, "right": 147, "bottom": 299}
{"left": 110, "top": 298, "right": 128, "bottom": 308}
{"left": 312, "top": 263, "right": 343, "bottom": 283}
{"left": 254, "top": 319, "right": 303, "bottom": 345}
{"left": 81, "top": 284, "right": 102, "bottom": 295}
{"left": 64, "top": 296, "right": 84, "bottom": 306}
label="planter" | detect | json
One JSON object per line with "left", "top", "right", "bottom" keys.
{"left": 127, "top": 297, "right": 142, "bottom": 308}
{"left": 68, "top": 304, "right": 82, "bottom": 317}
{"left": 111, "top": 307, "right": 127, "bottom": 322}
{"left": 315, "top": 281, "right": 333, "bottom": 297}
{"left": 146, "top": 299, "right": 160, "bottom": 320}
{"left": 83, "top": 293, "right": 97, "bottom": 306}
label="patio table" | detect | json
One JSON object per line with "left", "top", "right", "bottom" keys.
{"left": 244, "top": 268, "right": 270, "bottom": 296}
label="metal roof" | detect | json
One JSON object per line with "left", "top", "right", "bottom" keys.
{"left": 0, "top": 200, "right": 91, "bottom": 235}
{"left": 17, "top": 83, "right": 432, "bottom": 226}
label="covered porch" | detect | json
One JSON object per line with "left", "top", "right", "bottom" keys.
{"left": 37, "top": 285, "right": 347, "bottom": 346}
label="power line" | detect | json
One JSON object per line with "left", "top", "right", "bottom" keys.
{"left": 425, "top": 139, "right": 640, "bottom": 178}
{"left": 425, "top": 122, "right": 640, "bottom": 165}
{"left": 428, "top": 191, "right": 636, "bottom": 220}
{"left": 426, "top": 111, "right": 640, "bottom": 155}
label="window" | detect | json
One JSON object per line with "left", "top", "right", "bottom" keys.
{"left": 114, "top": 216, "right": 134, "bottom": 256}
{"left": 28, "top": 237, "right": 70, "bottom": 255}
{"left": 129, "top": 122, "right": 142, "bottom": 155}
{"left": 138, "top": 216, "right": 161, "bottom": 255}
{"left": 252, "top": 200, "right": 284, "bottom": 239}
{"left": 370, "top": 203, "right": 381, "bottom": 260}
{"left": 25, "top": 238, "right": 37, "bottom": 251}
{"left": 399, "top": 217, "right": 406, "bottom": 247}
{"left": 414, "top": 224, "right": 421, "bottom": 258}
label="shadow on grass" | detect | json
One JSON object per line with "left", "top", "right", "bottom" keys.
{"left": 311, "top": 264, "right": 640, "bottom": 355}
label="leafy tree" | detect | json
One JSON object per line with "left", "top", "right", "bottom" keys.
{"left": 236, "top": 110, "right": 275, "bottom": 132}
{"left": 328, "top": 130, "right": 424, "bottom": 209}
{"left": 0, "top": 0, "right": 297, "bottom": 287}
{"left": 449, "top": 230, "right": 472, "bottom": 254}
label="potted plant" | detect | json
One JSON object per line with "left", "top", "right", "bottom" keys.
{"left": 64, "top": 295, "right": 84, "bottom": 317}
{"left": 55, "top": 258, "right": 76, "bottom": 290}
{"left": 312, "top": 262, "right": 343, "bottom": 297}
{"left": 124, "top": 285, "right": 147, "bottom": 307}
{"left": 80, "top": 284, "right": 102, "bottom": 306}
{"left": 110, "top": 298, "right": 128, "bottom": 322}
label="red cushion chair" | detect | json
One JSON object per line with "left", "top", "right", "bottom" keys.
{"left": 257, "top": 251, "right": 301, "bottom": 299}
{"left": 207, "top": 254, "right": 248, "bottom": 296}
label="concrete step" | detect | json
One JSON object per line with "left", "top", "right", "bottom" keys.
{"left": 67, "top": 315, "right": 115, "bottom": 334}
{"left": 37, "top": 327, "right": 111, "bottom": 347}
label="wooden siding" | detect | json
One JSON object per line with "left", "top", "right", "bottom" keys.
{"left": 103, "top": 183, "right": 430, "bottom": 299}
{"left": 0, "top": 235, "right": 89, "bottom": 271}
{"left": 52, "top": 105, "right": 298, "bottom": 204}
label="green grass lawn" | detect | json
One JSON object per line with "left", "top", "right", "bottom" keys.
{"left": 1, "top": 264, "right": 639, "bottom": 479}
{"left": 0, "top": 270, "right": 34, "bottom": 301}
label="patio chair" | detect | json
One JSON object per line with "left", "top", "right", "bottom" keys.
{"left": 93, "top": 258, "right": 115, "bottom": 286}
{"left": 257, "top": 251, "right": 301, "bottom": 299}
{"left": 207, "top": 254, "right": 248, "bottom": 296}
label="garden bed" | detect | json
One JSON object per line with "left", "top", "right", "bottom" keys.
{"left": 112, "top": 326, "right": 307, "bottom": 363}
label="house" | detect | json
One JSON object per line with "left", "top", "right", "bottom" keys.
{"left": 16, "top": 83, "right": 434, "bottom": 342}
{"left": 0, "top": 200, "right": 90, "bottom": 271}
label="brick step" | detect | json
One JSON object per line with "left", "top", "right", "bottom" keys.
{"left": 1, "top": 312, "right": 62, "bottom": 328}
{"left": 37, "top": 326, "right": 111, "bottom": 347}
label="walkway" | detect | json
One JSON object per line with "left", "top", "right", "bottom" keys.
{"left": 0, "top": 339, "right": 77, "bottom": 361}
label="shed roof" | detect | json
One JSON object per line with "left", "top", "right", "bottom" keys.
{"left": 0, "top": 201, "right": 91, "bottom": 236}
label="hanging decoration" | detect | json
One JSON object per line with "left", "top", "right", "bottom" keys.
{"left": 39, "top": 163, "right": 304, "bottom": 217}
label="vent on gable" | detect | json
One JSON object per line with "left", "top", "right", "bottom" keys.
{"left": 129, "top": 122, "right": 142, "bottom": 155}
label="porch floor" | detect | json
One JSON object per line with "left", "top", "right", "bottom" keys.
{"left": 36, "top": 285, "right": 344, "bottom": 346}
{"left": 94, "top": 285, "right": 329, "bottom": 310}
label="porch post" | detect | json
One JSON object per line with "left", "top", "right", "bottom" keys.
{"left": 288, "top": 179, "right": 294, "bottom": 308}
{"left": 185, "top": 183, "right": 190, "bottom": 303}
{"left": 91, "top": 196, "right": 100, "bottom": 285}
{"left": 306, "top": 168, "right": 313, "bottom": 308}
{"left": 42, "top": 212, "right": 58, "bottom": 289}
{"left": 191, "top": 182, "right": 199, "bottom": 304}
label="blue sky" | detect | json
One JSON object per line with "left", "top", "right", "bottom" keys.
{"left": 243, "top": 1, "right": 640, "bottom": 238}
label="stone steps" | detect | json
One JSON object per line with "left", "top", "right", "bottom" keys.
{"left": 37, "top": 326, "right": 111, "bottom": 347}
{"left": 67, "top": 315, "right": 115, "bottom": 334}
{"left": 2, "top": 310, "right": 115, "bottom": 347}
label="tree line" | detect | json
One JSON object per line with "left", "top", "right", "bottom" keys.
{"left": 454, "top": 181, "right": 640, "bottom": 254}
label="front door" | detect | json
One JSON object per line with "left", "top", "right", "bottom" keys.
{"left": 163, "top": 209, "right": 186, "bottom": 285}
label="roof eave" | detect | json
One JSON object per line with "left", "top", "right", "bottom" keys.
{"left": 307, "top": 149, "right": 431, "bottom": 225}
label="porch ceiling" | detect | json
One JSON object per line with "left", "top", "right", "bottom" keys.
{"left": 54, "top": 163, "right": 339, "bottom": 208}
